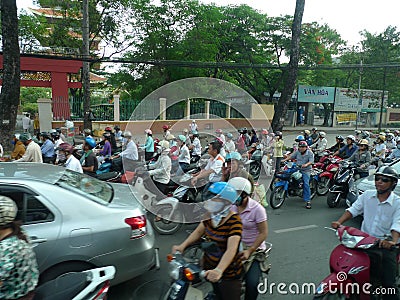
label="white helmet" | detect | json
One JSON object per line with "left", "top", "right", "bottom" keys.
{"left": 346, "top": 135, "right": 356, "bottom": 142}
{"left": 228, "top": 177, "right": 252, "bottom": 195}
{"left": 123, "top": 131, "right": 132, "bottom": 138}
{"left": 319, "top": 131, "right": 326, "bottom": 138}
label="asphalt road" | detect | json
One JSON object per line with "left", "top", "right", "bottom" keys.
{"left": 108, "top": 129, "right": 359, "bottom": 299}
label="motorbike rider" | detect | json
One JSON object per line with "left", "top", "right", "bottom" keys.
{"left": 111, "top": 131, "right": 139, "bottom": 172}
{"left": 190, "top": 120, "right": 198, "bottom": 133}
{"left": 176, "top": 135, "right": 190, "bottom": 175}
{"left": 221, "top": 152, "right": 254, "bottom": 191}
{"left": 346, "top": 139, "right": 371, "bottom": 179}
{"left": 236, "top": 128, "right": 247, "bottom": 154}
{"left": 10, "top": 134, "right": 25, "bottom": 161}
{"left": 229, "top": 177, "right": 268, "bottom": 300}
{"left": 215, "top": 129, "right": 226, "bottom": 145}
{"left": 282, "top": 140, "right": 314, "bottom": 209}
{"left": 310, "top": 131, "right": 328, "bottom": 160}
{"left": 249, "top": 129, "right": 258, "bottom": 145}
{"left": 310, "top": 127, "right": 319, "bottom": 144}
{"left": 189, "top": 132, "right": 202, "bottom": 162}
{"left": 147, "top": 140, "right": 171, "bottom": 195}
{"left": 58, "top": 143, "right": 83, "bottom": 173}
{"left": 80, "top": 136, "right": 98, "bottom": 176}
{"left": 354, "top": 129, "right": 362, "bottom": 141}
{"left": 387, "top": 139, "right": 400, "bottom": 161}
{"left": 224, "top": 133, "right": 236, "bottom": 153}
{"left": 372, "top": 134, "right": 387, "bottom": 166}
{"left": 332, "top": 166, "right": 400, "bottom": 299}
{"left": 182, "top": 128, "right": 192, "bottom": 148}
{"left": 97, "top": 132, "right": 112, "bottom": 164}
{"left": 114, "top": 125, "right": 123, "bottom": 143}
{"left": 0, "top": 196, "right": 39, "bottom": 300}
{"left": 40, "top": 132, "right": 55, "bottom": 164}
{"left": 303, "top": 130, "right": 313, "bottom": 146}
{"left": 327, "top": 135, "right": 345, "bottom": 153}
{"left": 162, "top": 125, "right": 171, "bottom": 139}
{"left": 172, "top": 182, "right": 244, "bottom": 300}
{"left": 104, "top": 126, "right": 118, "bottom": 153}
{"left": 15, "top": 132, "right": 43, "bottom": 163}
{"left": 386, "top": 133, "right": 396, "bottom": 150}
{"left": 141, "top": 129, "right": 154, "bottom": 162}
{"left": 333, "top": 135, "right": 358, "bottom": 159}
{"left": 273, "top": 131, "right": 284, "bottom": 172}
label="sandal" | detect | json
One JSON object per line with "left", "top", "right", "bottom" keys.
{"left": 305, "top": 202, "right": 311, "bottom": 209}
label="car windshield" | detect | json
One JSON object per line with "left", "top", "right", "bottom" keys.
{"left": 55, "top": 170, "right": 113, "bottom": 204}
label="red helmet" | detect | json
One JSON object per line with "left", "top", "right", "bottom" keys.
{"left": 162, "top": 125, "right": 170, "bottom": 130}
{"left": 105, "top": 126, "right": 112, "bottom": 132}
{"left": 215, "top": 129, "right": 223, "bottom": 134}
{"left": 57, "top": 142, "right": 74, "bottom": 153}
{"left": 298, "top": 141, "right": 308, "bottom": 147}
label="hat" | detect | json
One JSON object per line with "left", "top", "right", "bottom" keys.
{"left": 159, "top": 140, "right": 170, "bottom": 151}
{"left": 358, "top": 139, "right": 369, "bottom": 146}
{"left": 166, "top": 134, "right": 175, "bottom": 141}
{"left": 298, "top": 141, "right": 308, "bottom": 147}
{"left": 0, "top": 196, "right": 18, "bottom": 226}
{"left": 178, "top": 135, "right": 186, "bottom": 143}
{"left": 192, "top": 120, "right": 196, "bottom": 123}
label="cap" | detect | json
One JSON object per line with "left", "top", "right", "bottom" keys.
{"left": 0, "top": 196, "right": 18, "bottom": 226}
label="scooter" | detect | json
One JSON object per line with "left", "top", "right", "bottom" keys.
{"left": 314, "top": 226, "right": 399, "bottom": 300}
{"left": 326, "top": 161, "right": 357, "bottom": 208}
{"left": 269, "top": 161, "right": 317, "bottom": 209}
{"left": 316, "top": 155, "right": 343, "bottom": 196}
{"left": 33, "top": 266, "right": 115, "bottom": 300}
{"left": 245, "top": 145, "right": 274, "bottom": 180}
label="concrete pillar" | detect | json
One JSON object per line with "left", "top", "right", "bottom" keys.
{"left": 186, "top": 99, "right": 191, "bottom": 119}
{"left": 205, "top": 100, "right": 210, "bottom": 119}
{"left": 113, "top": 94, "right": 120, "bottom": 122}
{"left": 159, "top": 98, "right": 167, "bottom": 120}
{"left": 226, "top": 102, "right": 231, "bottom": 118}
{"left": 37, "top": 98, "right": 53, "bottom": 132}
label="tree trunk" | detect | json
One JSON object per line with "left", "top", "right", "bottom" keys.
{"left": 271, "top": 0, "right": 305, "bottom": 132}
{"left": 0, "top": 0, "right": 20, "bottom": 152}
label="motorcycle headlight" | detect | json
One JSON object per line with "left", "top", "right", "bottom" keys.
{"left": 168, "top": 260, "right": 183, "bottom": 280}
{"left": 330, "top": 167, "right": 338, "bottom": 172}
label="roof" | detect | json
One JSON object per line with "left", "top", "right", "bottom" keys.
{"left": 0, "top": 163, "right": 65, "bottom": 184}
{"left": 29, "top": 7, "right": 77, "bottom": 19}
{"left": 90, "top": 72, "right": 107, "bottom": 83}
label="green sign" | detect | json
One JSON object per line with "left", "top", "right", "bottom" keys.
{"left": 297, "top": 85, "right": 335, "bottom": 103}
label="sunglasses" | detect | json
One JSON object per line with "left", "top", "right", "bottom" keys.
{"left": 374, "top": 176, "right": 391, "bottom": 183}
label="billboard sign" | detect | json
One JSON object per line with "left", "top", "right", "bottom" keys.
{"left": 334, "top": 88, "right": 388, "bottom": 112}
{"left": 297, "top": 85, "right": 335, "bottom": 103}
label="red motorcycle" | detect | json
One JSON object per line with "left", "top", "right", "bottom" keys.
{"left": 314, "top": 226, "right": 399, "bottom": 300}
{"left": 316, "top": 154, "right": 343, "bottom": 196}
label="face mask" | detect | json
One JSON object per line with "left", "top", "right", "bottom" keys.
{"left": 11, "top": 140, "right": 15, "bottom": 145}
{"left": 204, "top": 200, "right": 226, "bottom": 213}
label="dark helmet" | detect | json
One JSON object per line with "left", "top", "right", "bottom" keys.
{"left": 40, "top": 131, "right": 50, "bottom": 139}
{"left": 85, "top": 137, "right": 96, "bottom": 149}
{"left": 103, "top": 132, "right": 111, "bottom": 140}
{"left": 114, "top": 125, "right": 120, "bottom": 131}
{"left": 375, "top": 166, "right": 399, "bottom": 182}
{"left": 336, "top": 135, "right": 344, "bottom": 142}
{"left": 55, "top": 128, "right": 62, "bottom": 133}
{"left": 50, "top": 131, "right": 60, "bottom": 138}
{"left": 275, "top": 131, "right": 282, "bottom": 138}
{"left": 57, "top": 142, "right": 74, "bottom": 153}
{"left": 19, "top": 132, "right": 32, "bottom": 142}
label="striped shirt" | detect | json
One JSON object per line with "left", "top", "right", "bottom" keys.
{"left": 202, "top": 214, "right": 244, "bottom": 279}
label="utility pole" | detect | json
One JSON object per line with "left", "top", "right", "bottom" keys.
{"left": 82, "top": 0, "right": 91, "bottom": 130}
{"left": 356, "top": 60, "right": 362, "bottom": 130}
{"left": 378, "top": 67, "right": 387, "bottom": 132}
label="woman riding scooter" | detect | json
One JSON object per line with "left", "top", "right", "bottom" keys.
{"left": 346, "top": 139, "right": 371, "bottom": 179}
{"left": 147, "top": 140, "right": 172, "bottom": 195}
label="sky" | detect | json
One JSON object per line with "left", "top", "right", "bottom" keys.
{"left": 16, "top": 0, "right": 400, "bottom": 46}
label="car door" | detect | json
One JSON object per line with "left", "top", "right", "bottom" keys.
{"left": 0, "top": 184, "right": 62, "bottom": 272}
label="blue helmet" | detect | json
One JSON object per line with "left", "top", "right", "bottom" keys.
{"left": 85, "top": 136, "right": 96, "bottom": 148}
{"left": 295, "top": 135, "right": 305, "bottom": 142}
{"left": 225, "top": 151, "right": 242, "bottom": 162}
{"left": 207, "top": 182, "right": 239, "bottom": 204}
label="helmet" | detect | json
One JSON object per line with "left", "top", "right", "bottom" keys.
{"left": 103, "top": 132, "right": 111, "bottom": 139}
{"left": 49, "top": 129, "right": 57, "bottom": 134}
{"left": 14, "top": 133, "right": 20, "bottom": 140}
{"left": 361, "top": 131, "right": 370, "bottom": 138}
{"left": 387, "top": 133, "right": 395, "bottom": 140}
{"left": 192, "top": 132, "right": 199, "bottom": 138}
{"left": 144, "top": 129, "right": 152, "bottom": 135}
{"left": 159, "top": 140, "right": 170, "bottom": 150}
{"left": 275, "top": 131, "right": 282, "bottom": 138}
{"left": 355, "top": 130, "right": 361, "bottom": 135}
{"left": 19, "top": 132, "right": 32, "bottom": 142}
{"left": 378, "top": 134, "right": 386, "bottom": 142}
{"left": 228, "top": 177, "right": 252, "bottom": 195}
{"left": 207, "top": 182, "right": 239, "bottom": 204}
{"left": 304, "top": 130, "right": 310, "bottom": 135}
{"left": 261, "top": 129, "right": 268, "bottom": 135}
{"left": 162, "top": 125, "right": 170, "bottom": 130}
{"left": 0, "top": 196, "right": 18, "bottom": 226}
{"left": 375, "top": 166, "right": 399, "bottom": 182}
{"left": 122, "top": 131, "right": 132, "bottom": 138}
{"left": 336, "top": 135, "right": 344, "bottom": 141}
{"left": 114, "top": 125, "right": 120, "bottom": 131}
{"left": 225, "top": 152, "right": 242, "bottom": 162}
{"left": 395, "top": 130, "right": 400, "bottom": 135}
{"left": 57, "top": 142, "right": 74, "bottom": 153}
{"left": 85, "top": 137, "right": 96, "bottom": 148}
{"left": 358, "top": 139, "right": 369, "bottom": 146}
{"left": 50, "top": 131, "right": 59, "bottom": 138}
{"left": 105, "top": 126, "right": 112, "bottom": 132}
{"left": 319, "top": 131, "right": 326, "bottom": 138}
{"left": 295, "top": 135, "right": 305, "bottom": 142}
{"left": 177, "top": 135, "right": 186, "bottom": 143}
{"left": 226, "top": 133, "right": 233, "bottom": 139}
{"left": 298, "top": 141, "right": 308, "bottom": 147}
{"left": 385, "top": 129, "right": 391, "bottom": 134}
{"left": 183, "top": 128, "right": 188, "bottom": 133}
{"left": 83, "top": 128, "right": 92, "bottom": 135}
{"left": 40, "top": 131, "right": 50, "bottom": 138}
{"left": 192, "top": 120, "right": 196, "bottom": 123}
{"left": 215, "top": 129, "right": 223, "bottom": 134}
{"left": 312, "top": 127, "right": 318, "bottom": 131}
{"left": 346, "top": 135, "right": 356, "bottom": 142}
{"left": 166, "top": 134, "right": 175, "bottom": 141}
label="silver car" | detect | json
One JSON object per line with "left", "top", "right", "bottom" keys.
{"left": 0, "top": 162, "right": 156, "bottom": 285}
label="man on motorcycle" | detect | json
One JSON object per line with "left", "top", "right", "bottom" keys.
{"left": 58, "top": 143, "right": 83, "bottom": 173}
{"left": 189, "top": 132, "right": 202, "bottom": 162}
{"left": 282, "top": 141, "right": 314, "bottom": 209}
{"left": 346, "top": 139, "right": 371, "bottom": 179}
{"left": 333, "top": 135, "right": 358, "bottom": 159}
{"left": 327, "top": 135, "right": 345, "bottom": 153}
{"left": 372, "top": 134, "right": 387, "bottom": 166}
{"left": 387, "top": 139, "right": 400, "bottom": 161}
{"left": 111, "top": 131, "right": 138, "bottom": 172}
{"left": 310, "top": 131, "right": 328, "bottom": 160}
{"left": 332, "top": 166, "right": 400, "bottom": 299}
{"left": 310, "top": 127, "right": 319, "bottom": 144}
{"left": 303, "top": 130, "right": 313, "bottom": 146}
{"left": 80, "top": 137, "right": 99, "bottom": 176}
{"left": 147, "top": 140, "right": 172, "bottom": 195}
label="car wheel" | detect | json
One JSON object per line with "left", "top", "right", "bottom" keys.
{"left": 150, "top": 204, "right": 183, "bottom": 235}
{"left": 270, "top": 186, "right": 286, "bottom": 209}
{"left": 39, "top": 261, "right": 94, "bottom": 285}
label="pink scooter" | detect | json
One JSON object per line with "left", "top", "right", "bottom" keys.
{"left": 314, "top": 226, "right": 399, "bottom": 300}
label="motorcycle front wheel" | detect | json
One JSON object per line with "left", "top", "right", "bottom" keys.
{"left": 310, "top": 178, "right": 317, "bottom": 199}
{"left": 270, "top": 186, "right": 286, "bottom": 209}
{"left": 149, "top": 204, "right": 183, "bottom": 235}
{"left": 316, "top": 176, "right": 331, "bottom": 196}
{"left": 249, "top": 163, "right": 261, "bottom": 180}
{"left": 327, "top": 192, "right": 341, "bottom": 208}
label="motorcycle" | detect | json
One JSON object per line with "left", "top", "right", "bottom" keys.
{"left": 326, "top": 161, "right": 357, "bottom": 208}
{"left": 244, "top": 145, "right": 274, "bottom": 180}
{"left": 314, "top": 226, "right": 399, "bottom": 300}
{"left": 269, "top": 161, "right": 317, "bottom": 209}
{"left": 316, "top": 155, "right": 343, "bottom": 196}
{"left": 33, "top": 266, "right": 115, "bottom": 300}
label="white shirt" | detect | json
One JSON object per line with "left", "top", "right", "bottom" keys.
{"left": 224, "top": 140, "right": 236, "bottom": 153}
{"left": 374, "top": 143, "right": 386, "bottom": 158}
{"left": 148, "top": 152, "right": 171, "bottom": 184}
{"left": 120, "top": 140, "right": 138, "bottom": 161}
{"left": 347, "top": 190, "right": 400, "bottom": 239}
{"left": 0, "top": 144, "right": 3, "bottom": 157}
{"left": 204, "top": 154, "right": 225, "bottom": 182}
{"left": 311, "top": 137, "right": 328, "bottom": 152}
{"left": 22, "top": 116, "right": 31, "bottom": 130}
{"left": 16, "top": 141, "right": 42, "bottom": 163}
{"left": 179, "top": 144, "right": 190, "bottom": 164}
{"left": 192, "top": 138, "right": 202, "bottom": 156}
{"left": 190, "top": 123, "right": 198, "bottom": 133}
{"left": 65, "top": 155, "right": 83, "bottom": 173}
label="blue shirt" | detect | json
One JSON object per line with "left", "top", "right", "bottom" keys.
{"left": 41, "top": 139, "right": 55, "bottom": 158}
{"left": 305, "top": 136, "right": 313, "bottom": 146}
{"left": 144, "top": 136, "right": 154, "bottom": 152}
{"left": 338, "top": 144, "right": 358, "bottom": 159}
{"left": 290, "top": 149, "right": 314, "bottom": 172}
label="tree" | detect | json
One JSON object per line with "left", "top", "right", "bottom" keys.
{"left": 0, "top": 0, "right": 20, "bottom": 151}
{"left": 271, "top": 0, "right": 305, "bottom": 131}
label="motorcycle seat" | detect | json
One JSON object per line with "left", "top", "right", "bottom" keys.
{"left": 96, "top": 171, "right": 120, "bottom": 181}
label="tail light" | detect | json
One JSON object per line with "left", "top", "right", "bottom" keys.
{"left": 125, "top": 215, "right": 147, "bottom": 239}
{"left": 93, "top": 280, "right": 110, "bottom": 300}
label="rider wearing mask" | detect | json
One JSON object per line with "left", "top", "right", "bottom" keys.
{"left": 303, "top": 130, "right": 313, "bottom": 146}
{"left": 58, "top": 143, "right": 83, "bottom": 173}
{"left": 224, "top": 133, "right": 236, "bottom": 153}
{"left": 221, "top": 152, "right": 254, "bottom": 191}
{"left": 310, "top": 127, "right": 319, "bottom": 145}
{"left": 310, "top": 131, "right": 328, "bottom": 159}
{"left": 327, "top": 135, "right": 345, "bottom": 153}
{"left": 347, "top": 139, "right": 371, "bottom": 179}
{"left": 172, "top": 182, "right": 244, "bottom": 300}
{"left": 111, "top": 131, "right": 138, "bottom": 172}
{"left": 10, "top": 134, "right": 25, "bottom": 161}
{"left": 332, "top": 166, "right": 400, "bottom": 300}
{"left": 229, "top": 177, "right": 268, "bottom": 300}
{"left": 97, "top": 132, "right": 112, "bottom": 164}
{"left": 282, "top": 141, "right": 314, "bottom": 209}
{"left": 147, "top": 140, "right": 171, "bottom": 195}
{"left": 189, "top": 132, "right": 202, "bottom": 162}
{"left": 176, "top": 135, "right": 190, "bottom": 175}
{"left": 104, "top": 127, "right": 118, "bottom": 153}
{"left": 373, "top": 135, "right": 387, "bottom": 163}
{"left": 333, "top": 135, "right": 358, "bottom": 159}
{"left": 142, "top": 129, "right": 154, "bottom": 162}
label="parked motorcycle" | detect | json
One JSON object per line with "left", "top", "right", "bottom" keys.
{"left": 269, "top": 161, "right": 317, "bottom": 209}
{"left": 33, "top": 266, "right": 115, "bottom": 300}
{"left": 314, "top": 226, "right": 399, "bottom": 300}
{"left": 326, "top": 160, "right": 357, "bottom": 208}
